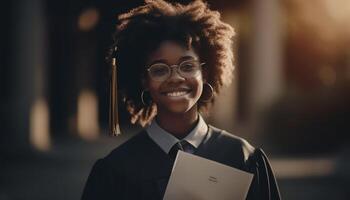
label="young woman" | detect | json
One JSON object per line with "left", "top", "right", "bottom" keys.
{"left": 82, "top": 0, "right": 281, "bottom": 199}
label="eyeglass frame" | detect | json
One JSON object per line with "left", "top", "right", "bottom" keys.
{"left": 146, "top": 59, "right": 205, "bottom": 82}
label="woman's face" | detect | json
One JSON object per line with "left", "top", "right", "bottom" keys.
{"left": 144, "top": 40, "right": 205, "bottom": 115}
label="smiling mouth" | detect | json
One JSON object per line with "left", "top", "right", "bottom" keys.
{"left": 161, "top": 89, "right": 191, "bottom": 97}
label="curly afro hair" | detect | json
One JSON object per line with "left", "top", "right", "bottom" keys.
{"left": 110, "top": 0, "right": 235, "bottom": 126}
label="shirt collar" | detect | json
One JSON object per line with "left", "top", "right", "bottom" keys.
{"left": 146, "top": 115, "right": 208, "bottom": 154}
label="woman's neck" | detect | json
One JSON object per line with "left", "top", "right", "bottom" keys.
{"left": 156, "top": 108, "right": 198, "bottom": 139}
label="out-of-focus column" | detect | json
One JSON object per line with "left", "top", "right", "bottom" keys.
{"left": 11, "top": 0, "right": 50, "bottom": 151}
{"left": 75, "top": 7, "right": 101, "bottom": 140}
{"left": 248, "top": 0, "right": 284, "bottom": 124}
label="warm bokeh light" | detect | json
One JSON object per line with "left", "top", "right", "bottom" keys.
{"left": 77, "top": 89, "right": 99, "bottom": 140}
{"left": 286, "top": 0, "right": 350, "bottom": 56}
{"left": 283, "top": 0, "right": 350, "bottom": 90}
{"left": 78, "top": 7, "right": 100, "bottom": 31}
{"left": 30, "top": 97, "right": 51, "bottom": 151}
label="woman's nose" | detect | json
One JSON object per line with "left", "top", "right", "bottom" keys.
{"left": 167, "top": 66, "right": 185, "bottom": 82}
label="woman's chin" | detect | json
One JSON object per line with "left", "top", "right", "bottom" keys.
{"left": 158, "top": 102, "right": 196, "bottom": 115}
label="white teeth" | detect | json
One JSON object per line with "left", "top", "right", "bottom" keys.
{"left": 166, "top": 91, "right": 188, "bottom": 97}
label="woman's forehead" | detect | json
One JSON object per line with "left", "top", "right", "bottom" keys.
{"left": 146, "top": 40, "right": 199, "bottom": 65}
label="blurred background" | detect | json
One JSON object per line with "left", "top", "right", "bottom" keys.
{"left": 1, "top": 0, "right": 349, "bottom": 199}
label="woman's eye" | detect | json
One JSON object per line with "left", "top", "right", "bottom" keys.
{"left": 180, "top": 63, "right": 196, "bottom": 72}
{"left": 151, "top": 66, "right": 168, "bottom": 76}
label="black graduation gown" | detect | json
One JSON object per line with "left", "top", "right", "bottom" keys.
{"left": 81, "top": 126, "right": 281, "bottom": 200}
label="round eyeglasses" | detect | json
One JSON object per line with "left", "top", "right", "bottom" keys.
{"left": 146, "top": 60, "right": 205, "bottom": 82}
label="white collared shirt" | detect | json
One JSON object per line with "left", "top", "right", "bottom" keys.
{"left": 146, "top": 115, "right": 208, "bottom": 154}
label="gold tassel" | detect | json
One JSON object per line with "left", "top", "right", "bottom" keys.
{"left": 109, "top": 47, "right": 121, "bottom": 136}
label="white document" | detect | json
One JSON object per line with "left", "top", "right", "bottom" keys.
{"left": 163, "top": 151, "right": 254, "bottom": 200}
